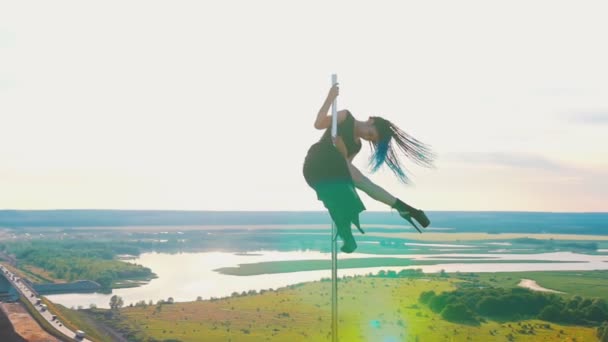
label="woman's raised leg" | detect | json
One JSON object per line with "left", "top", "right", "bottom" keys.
{"left": 347, "top": 163, "right": 430, "bottom": 231}
{"left": 347, "top": 163, "right": 396, "bottom": 206}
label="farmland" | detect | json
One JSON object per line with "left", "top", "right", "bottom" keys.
{"left": 77, "top": 273, "right": 602, "bottom": 341}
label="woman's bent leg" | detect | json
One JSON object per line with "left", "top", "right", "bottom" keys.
{"left": 347, "top": 164, "right": 431, "bottom": 230}
{"left": 346, "top": 162, "right": 397, "bottom": 206}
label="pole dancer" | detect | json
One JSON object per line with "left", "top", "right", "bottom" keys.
{"left": 302, "top": 78, "right": 436, "bottom": 253}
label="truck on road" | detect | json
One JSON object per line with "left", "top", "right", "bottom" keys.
{"left": 75, "top": 330, "right": 86, "bottom": 340}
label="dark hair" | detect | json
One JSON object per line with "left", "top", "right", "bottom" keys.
{"left": 368, "top": 116, "right": 435, "bottom": 183}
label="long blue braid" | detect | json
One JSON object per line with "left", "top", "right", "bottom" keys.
{"left": 368, "top": 116, "right": 436, "bottom": 184}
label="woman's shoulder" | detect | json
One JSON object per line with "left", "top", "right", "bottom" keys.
{"left": 338, "top": 110, "right": 355, "bottom": 127}
{"left": 344, "top": 110, "right": 354, "bottom": 120}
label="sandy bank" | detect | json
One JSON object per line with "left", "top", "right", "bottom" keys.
{"left": 518, "top": 279, "right": 564, "bottom": 293}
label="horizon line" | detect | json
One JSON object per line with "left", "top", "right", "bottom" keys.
{"left": 1, "top": 209, "right": 607, "bottom": 214}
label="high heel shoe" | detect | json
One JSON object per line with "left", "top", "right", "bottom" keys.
{"left": 340, "top": 233, "right": 357, "bottom": 253}
{"left": 335, "top": 222, "right": 357, "bottom": 253}
{"left": 392, "top": 198, "right": 430, "bottom": 233}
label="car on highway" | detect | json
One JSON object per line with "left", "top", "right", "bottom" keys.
{"left": 75, "top": 330, "right": 86, "bottom": 340}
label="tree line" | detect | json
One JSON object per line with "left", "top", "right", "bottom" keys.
{"left": 419, "top": 286, "right": 608, "bottom": 326}
{"left": 4, "top": 240, "right": 154, "bottom": 289}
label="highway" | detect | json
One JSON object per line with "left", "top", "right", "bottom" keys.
{"left": 0, "top": 263, "right": 92, "bottom": 342}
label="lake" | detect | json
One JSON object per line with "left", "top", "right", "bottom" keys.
{"left": 46, "top": 249, "right": 608, "bottom": 308}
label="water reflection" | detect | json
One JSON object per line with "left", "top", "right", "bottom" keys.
{"left": 46, "top": 250, "right": 608, "bottom": 309}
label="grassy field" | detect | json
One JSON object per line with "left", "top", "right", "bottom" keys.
{"left": 215, "top": 258, "right": 577, "bottom": 276}
{"left": 473, "top": 270, "right": 608, "bottom": 301}
{"left": 366, "top": 232, "right": 608, "bottom": 242}
{"left": 93, "top": 276, "right": 598, "bottom": 342}
{"left": 42, "top": 297, "right": 113, "bottom": 342}
{"left": 21, "top": 265, "right": 63, "bottom": 283}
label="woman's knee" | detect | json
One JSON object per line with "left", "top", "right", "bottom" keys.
{"left": 353, "top": 176, "right": 372, "bottom": 194}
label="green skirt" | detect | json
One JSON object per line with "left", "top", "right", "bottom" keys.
{"left": 311, "top": 181, "right": 366, "bottom": 234}
{"left": 303, "top": 141, "right": 366, "bottom": 234}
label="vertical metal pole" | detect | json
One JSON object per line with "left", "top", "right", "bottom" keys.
{"left": 331, "top": 74, "right": 338, "bottom": 142}
{"left": 330, "top": 73, "right": 339, "bottom": 342}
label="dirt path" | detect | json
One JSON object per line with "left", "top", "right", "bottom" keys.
{"left": 518, "top": 278, "right": 565, "bottom": 293}
{"left": 0, "top": 304, "right": 26, "bottom": 342}
{"left": 78, "top": 309, "right": 129, "bottom": 342}
{"left": 0, "top": 302, "right": 60, "bottom": 342}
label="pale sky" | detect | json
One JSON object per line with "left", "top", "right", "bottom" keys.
{"left": 1, "top": 1, "right": 607, "bottom": 212}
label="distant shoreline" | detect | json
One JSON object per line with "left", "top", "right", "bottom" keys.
{"left": 366, "top": 232, "right": 608, "bottom": 241}
{"left": 3, "top": 225, "right": 608, "bottom": 243}
{"left": 1, "top": 211, "right": 607, "bottom": 235}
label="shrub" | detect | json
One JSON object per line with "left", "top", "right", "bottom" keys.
{"left": 441, "top": 303, "right": 477, "bottom": 324}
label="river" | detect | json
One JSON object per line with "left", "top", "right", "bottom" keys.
{"left": 46, "top": 250, "right": 608, "bottom": 309}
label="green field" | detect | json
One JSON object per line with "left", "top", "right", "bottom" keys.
{"left": 366, "top": 232, "right": 608, "bottom": 242}
{"left": 472, "top": 270, "right": 608, "bottom": 301}
{"left": 66, "top": 273, "right": 603, "bottom": 342}
{"left": 8, "top": 228, "right": 605, "bottom": 341}
{"left": 42, "top": 298, "right": 113, "bottom": 342}
{"left": 215, "top": 258, "right": 578, "bottom": 276}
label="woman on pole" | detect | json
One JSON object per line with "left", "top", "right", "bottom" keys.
{"left": 303, "top": 83, "right": 435, "bottom": 253}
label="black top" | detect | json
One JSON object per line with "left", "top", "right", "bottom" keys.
{"left": 319, "top": 112, "right": 362, "bottom": 158}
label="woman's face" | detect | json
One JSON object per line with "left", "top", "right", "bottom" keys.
{"left": 360, "top": 117, "right": 379, "bottom": 142}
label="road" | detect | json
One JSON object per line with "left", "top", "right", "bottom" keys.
{"left": 0, "top": 263, "right": 92, "bottom": 342}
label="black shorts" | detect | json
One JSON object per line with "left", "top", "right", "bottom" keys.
{"left": 303, "top": 141, "right": 353, "bottom": 188}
